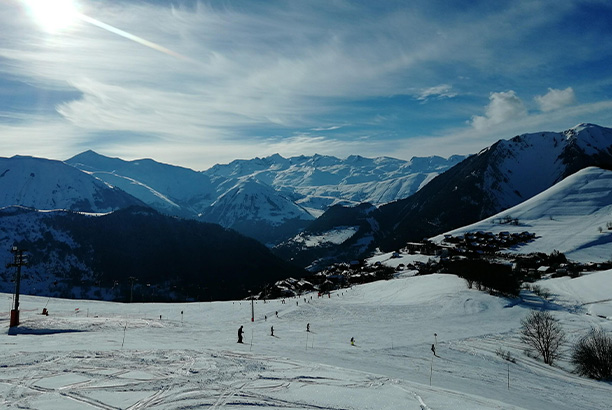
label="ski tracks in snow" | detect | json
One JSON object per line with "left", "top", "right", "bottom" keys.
{"left": 1, "top": 348, "right": 407, "bottom": 409}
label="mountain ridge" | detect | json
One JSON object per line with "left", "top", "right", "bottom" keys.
{"left": 430, "top": 166, "right": 612, "bottom": 263}
{"left": 274, "top": 123, "right": 612, "bottom": 268}
{"left": 0, "top": 206, "right": 305, "bottom": 301}
{"left": 376, "top": 123, "right": 612, "bottom": 249}
{"left": 0, "top": 155, "right": 146, "bottom": 213}
{"left": 67, "top": 151, "right": 463, "bottom": 244}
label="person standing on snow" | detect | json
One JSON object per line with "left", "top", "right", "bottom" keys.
{"left": 238, "top": 325, "right": 244, "bottom": 343}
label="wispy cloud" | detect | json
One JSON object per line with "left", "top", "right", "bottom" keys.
{"left": 416, "top": 84, "right": 457, "bottom": 101}
{"left": 310, "top": 125, "right": 344, "bottom": 132}
{"left": 0, "top": 0, "right": 611, "bottom": 168}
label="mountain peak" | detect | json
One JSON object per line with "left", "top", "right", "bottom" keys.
{"left": 0, "top": 155, "right": 146, "bottom": 212}
{"left": 69, "top": 149, "right": 109, "bottom": 162}
{"left": 265, "top": 153, "right": 286, "bottom": 162}
{"left": 572, "top": 122, "right": 601, "bottom": 130}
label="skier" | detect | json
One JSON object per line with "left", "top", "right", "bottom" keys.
{"left": 431, "top": 344, "right": 438, "bottom": 357}
{"left": 238, "top": 325, "right": 244, "bottom": 343}
{"left": 271, "top": 326, "right": 274, "bottom": 337}
{"left": 350, "top": 337, "right": 355, "bottom": 346}
{"left": 307, "top": 323, "right": 310, "bottom": 332}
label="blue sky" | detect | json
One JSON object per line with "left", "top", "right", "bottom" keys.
{"left": 1, "top": 0, "right": 612, "bottom": 170}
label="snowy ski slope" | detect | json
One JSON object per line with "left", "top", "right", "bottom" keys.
{"left": 432, "top": 166, "right": 612, "bottom": 263}
{"left": 2, "top": 270, "right": 611, "bottom": 409}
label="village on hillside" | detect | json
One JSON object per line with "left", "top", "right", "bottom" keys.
{"left": 261, "top": 231, "right": 612, "bottom": 300}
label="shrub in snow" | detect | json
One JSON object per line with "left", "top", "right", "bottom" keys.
{"left": 571, "top": 327, "right": 612, "bottom": 381}
{"left": 531, "top": 285, "right": 551, "bottom": 300}
{"left": 495, "top": 347, "right": 516, "bottom": 363}
{"left": 520, "top": 310, "right": 565, "bottom": 365}
{"left": 442, "top": 258, "right": 520, "bottom": 296}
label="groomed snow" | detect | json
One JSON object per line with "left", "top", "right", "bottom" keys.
{"left": 2, "top": 271, "right": 611, "bottom": 409}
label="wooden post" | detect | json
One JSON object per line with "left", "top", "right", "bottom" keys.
{"left": 429, "top": 355, "right": 434, "bottom": 386}
{"left": 507, "top": 363, "right": 510, "bottom": 390}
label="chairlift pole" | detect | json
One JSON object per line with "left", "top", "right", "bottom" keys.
{"left": 250, "top": 290, "right": 254, "bottom": 322}
{"left": 129, "top": 276, "right": 137, "bottom": 303}
{"left": 8, "top": 246, "right": 28, "bottom": 328}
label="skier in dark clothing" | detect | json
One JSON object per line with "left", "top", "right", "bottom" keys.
{"left": 238, "top": 325, "right": 244, "bottom": 343}
{"left": 307, "top": 323, "right": 310, "bottom": 332}
{"left": 431, "top": 344, "right": 438, "bottom": 357}
{"left": 271, "top": 326, "right": 274, "bottom": 336}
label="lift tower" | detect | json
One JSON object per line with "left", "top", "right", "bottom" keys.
{"left": 8, "top": 246, "right": 28, "bottom": 328}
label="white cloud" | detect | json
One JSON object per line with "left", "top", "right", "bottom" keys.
{"left": 534, "top": 87, "right": 576, "bottom": 112}
{"left": 311, "top": 125, "right": 344, "bottom": 132}
{"left": 416, "top": 84, "right": 457, "bottom": 101}
{"left": 471, "top": 90, "right": 527, "bottom": 130}
{"left": 397, "top": 99, "right": 612, "bottom": 161}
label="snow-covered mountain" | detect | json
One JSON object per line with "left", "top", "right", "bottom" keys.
{"left": 277, "top": 123, "right": 612, "bottom": 268}
{"left": 5, "top": 123, "right": 610, "bottom": 273}
{"left": 204, "top": 153, "right": 465, "bottom": 215}
{"left": 375, "top": 123, "right": 612, "bottom": 250}
{"left": 202, "top": 178, "right": 311, "bottom": 226}
{"left": 478, "top": 123, "right": 612, "bottom": 210}
{"left": 0, "top": 155, "right": 145, "bottom": 212}
{"left": 198, "top": 178, "right": 314, "bottom": 245}
{"left": 67, "top": 150, "right": 216, "bottom": 218}
{"left": 432, "top": 166, "right": 612, "bottom": 262}
{"left": 67, "top": 151, "right": 463, "bottom": 244}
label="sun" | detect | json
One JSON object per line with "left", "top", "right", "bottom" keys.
{"left": 23, "top": 0, "right": 80, "bottom": 33}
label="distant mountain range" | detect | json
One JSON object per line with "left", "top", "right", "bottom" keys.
{"left": 275, "top": 123, "right": 612, "bottom": 269}
{"left": 0, "top": 156, "right": 145, "bottom": 212}
{"left": 0, "top": 150, "right": 461, "bottom": 300}
{"left": 0, "top": 122, "right": 610, "bottom": 299}
{"left": 66, "top": 151, "right": 464, "bottom": 244}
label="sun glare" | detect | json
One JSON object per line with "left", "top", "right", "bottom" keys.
{"left": 23, "top": 0, "right": 80, "bottom": 33}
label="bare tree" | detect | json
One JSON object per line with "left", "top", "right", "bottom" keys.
{"left": 571, "top": 327, "right": 612, "bottom": 380}
{"left": 520, "top": 310, "right": 565, "bottom": 365}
